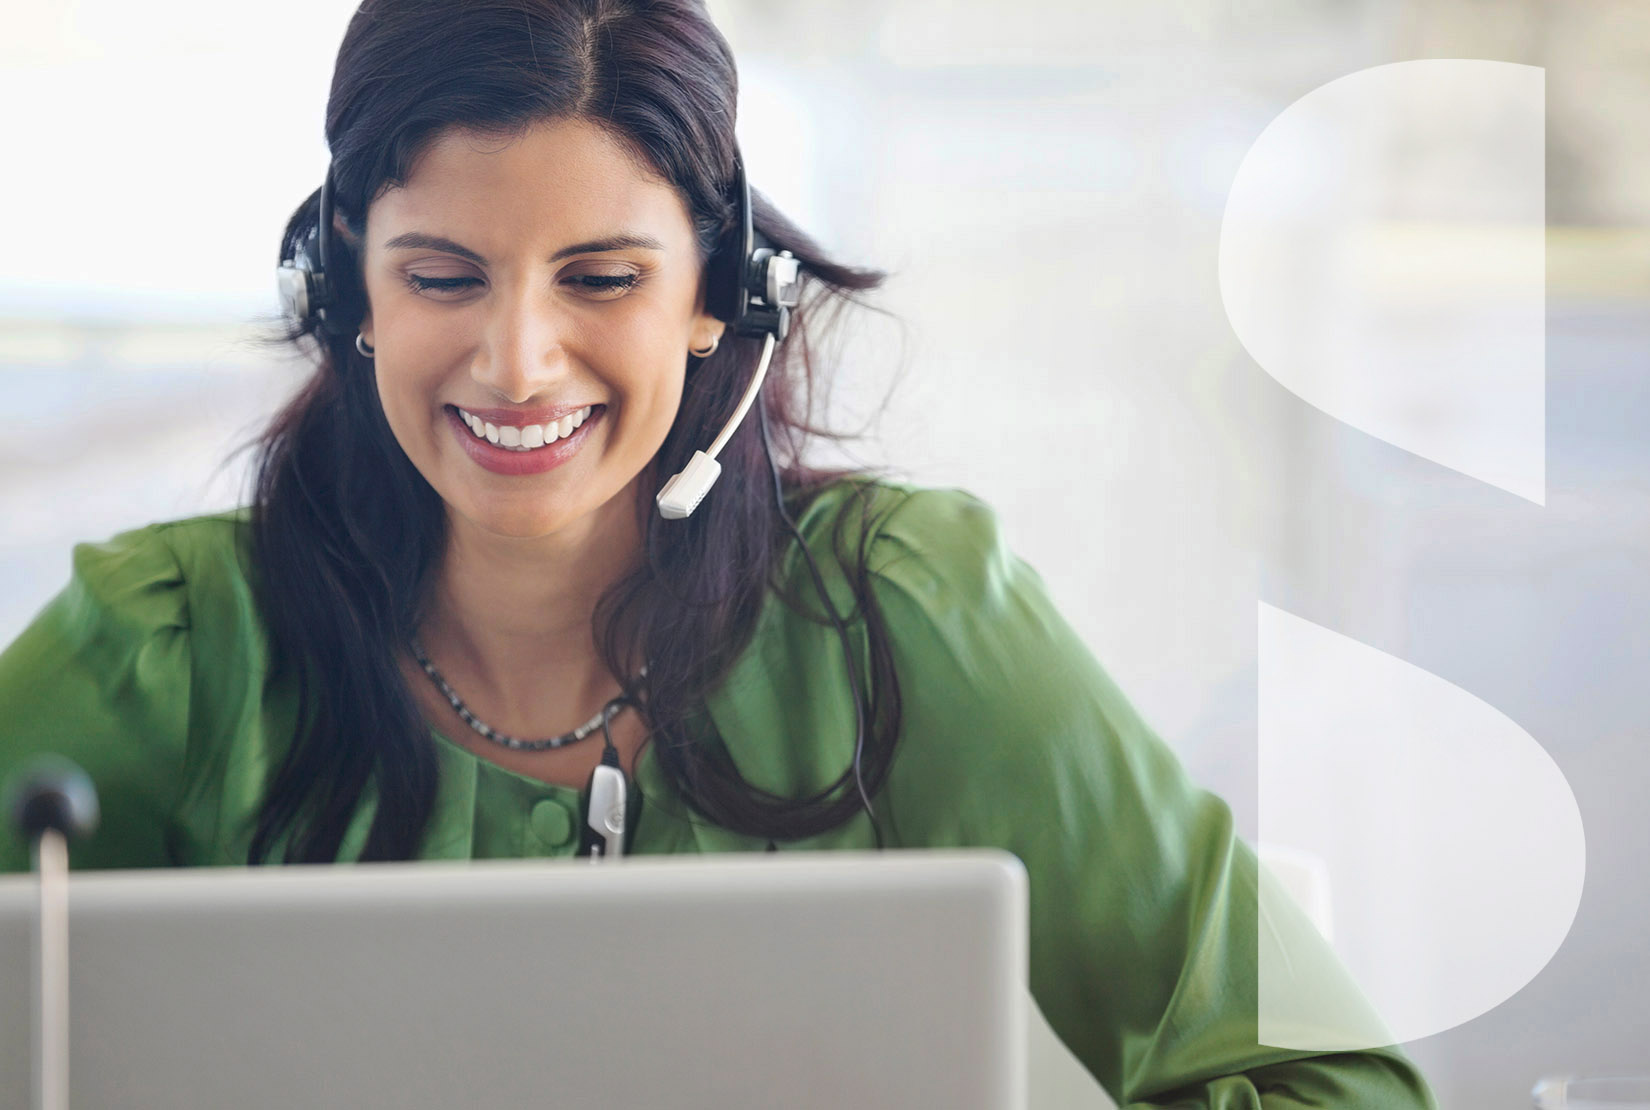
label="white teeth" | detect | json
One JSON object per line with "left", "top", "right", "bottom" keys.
{"left": 457, "top": 406, "right": 594, "bottom": 452}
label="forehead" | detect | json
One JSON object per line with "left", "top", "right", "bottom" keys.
{"left": 366, "top": 117, "right": 692, "bottom": 246}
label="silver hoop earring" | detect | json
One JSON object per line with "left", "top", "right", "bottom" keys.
{"left": 689, "top": 335, "right": 720, "bottom": 359}
{"left": 355, "top": 333, "right": 376, "bottom": 358}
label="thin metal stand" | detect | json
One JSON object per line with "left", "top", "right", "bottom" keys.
{"left": 4, "top": 758, "right": 98, "bottom": 1110}
{"left": 32, "top": 828, "right": 69, "bottom": 1110}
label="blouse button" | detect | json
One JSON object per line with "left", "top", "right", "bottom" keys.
{"left": 529, "top": 798, "right": 574, "bottom": 849}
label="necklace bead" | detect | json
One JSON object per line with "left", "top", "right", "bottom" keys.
{"left": 408, "top": 636, "right": 642, "bottom": 753}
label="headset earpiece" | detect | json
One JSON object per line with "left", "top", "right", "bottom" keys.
{"left": 277, "top": 169, "right": 350, "bottom": 337}
{"left": 704, "top": 153, "right": 801, "bottom": 341}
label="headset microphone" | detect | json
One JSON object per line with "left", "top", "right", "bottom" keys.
{"left": 655, "top": 153, "right": 801, "bottom": 521}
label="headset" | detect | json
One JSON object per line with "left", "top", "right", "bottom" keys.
{"left": 654, "top": 155, "right": 800, "bottom": 521}
{"left": 278, "top": 149, "right": 881, "bottom": 861}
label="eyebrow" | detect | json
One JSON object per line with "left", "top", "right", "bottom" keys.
{"left": 382, "top": 231, "right": 666, "bottom": 266}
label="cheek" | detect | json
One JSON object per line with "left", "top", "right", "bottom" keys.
{"left": 367, "top": 304, "right": 468, "bottom": 415}
{"left": 370, "top": 358, "right": 446, "bottom": 449}
{"left": 369, "top": 366, "right": 414, "bottom": 450}
{"left": 613, "top": 363, "right": 687, "bottom": 447}
{"left": 650, "top": 373, "right": 688, "bottom": 429}
{"left": 597, "top": 308, "right": 691, "bottom": 399}
{"left": 602, "top": 358, "right": 687, "bottom": 462}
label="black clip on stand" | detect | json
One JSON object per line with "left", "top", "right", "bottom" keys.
{"left": 3, "top": 758, "right": 99, "bottom": 1110}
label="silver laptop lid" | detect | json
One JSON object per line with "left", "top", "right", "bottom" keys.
{"left": 0, "top": 850, "right": 1027, "bottom": 1110}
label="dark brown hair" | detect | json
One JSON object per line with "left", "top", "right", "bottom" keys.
{"left": 248, "top": 0, "right": 902, "bottom": 862}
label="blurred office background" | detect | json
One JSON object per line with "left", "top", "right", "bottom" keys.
{"left": 2, "top": 1, "right": 1646, "bottom": 1107}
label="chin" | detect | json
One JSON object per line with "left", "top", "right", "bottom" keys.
{"left": 451, "top": 478, "right": 643, "bottom": 542}
{"left": 469, "top": 505, "right": 588, "bottom": 540}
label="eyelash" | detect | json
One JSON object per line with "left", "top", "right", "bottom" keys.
{"left": 403, "top": 273, "right": 641, "bottom": 295}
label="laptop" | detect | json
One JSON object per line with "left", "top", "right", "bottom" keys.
{"left": 0, "top": 850, "right": 1027, "bottom": 1109}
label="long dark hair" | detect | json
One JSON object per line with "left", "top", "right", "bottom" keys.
{"left": 248, "top": 0, "right": 903, "bottom": 863}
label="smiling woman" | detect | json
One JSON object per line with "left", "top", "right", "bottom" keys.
{"left": 0, "top": 1, "right": 1440, "bottom": 1106}
{"left": 236, "top": 3, "right": 910, "bottom": 869}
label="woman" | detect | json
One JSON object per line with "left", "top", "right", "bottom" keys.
{"left": 0, "top": 0, "right": 1438, "bottom": 1104}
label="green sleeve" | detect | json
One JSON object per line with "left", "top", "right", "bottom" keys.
{"left": 0, "top": 526, "right": 193, "bottom": 872}
{"left": 869, "top": 489, "right": 1438, "bottom": 1109}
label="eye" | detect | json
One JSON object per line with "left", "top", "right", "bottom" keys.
{"left": 568, "top": 273, "right": 641, "bottom": 297}
{"left": 402, "top": 271, "right": 642, "bottom": 298}
{"left": 405, "top": 274, "right": 481, "bottom": 294}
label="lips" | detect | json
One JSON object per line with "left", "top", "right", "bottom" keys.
{"left": 456, "top": 404, "right": 593, "bottom": 450}
{"left": 445, "top": 403, "right": 605, "bottom": 477}
{"left": 456, "top": 403, "right": 593, "bottom": 426}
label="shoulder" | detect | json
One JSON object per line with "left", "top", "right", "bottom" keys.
{"left": 0, "top": 508, "right": 262, "bottom": 870}
{"left": 704, "top": 476, "right": 999, "bottom": 750}
{"left": 138, "top": 508, "right": 260, "bottom": 628}
{"left": 788, "top": 475, "right": 994, "bottom": 544}
{"left": 784, "top": 477, "right": 1011, "bottom": 607}
{"left": 70, "top": 509, "right": 251, "bottom": 585}
{"left": 28, "top": 506, "right": 271, "bottom": 756}
{"left": 785, "top": 477, "right": 1044, "bottom": 666}
{"left": 706, "top": 478, "right": 1039, "bottom": 798}
{"left": 774, "top": 477, "right": 1152, "bottom": 810}
{"left": 39, "top": 508, "right": 254, "bottom": 652}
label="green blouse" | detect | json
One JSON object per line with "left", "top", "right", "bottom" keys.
{"left": 0, "top": 480, "right": 1435, "bottom": 1108}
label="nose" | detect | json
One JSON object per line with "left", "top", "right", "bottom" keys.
{"left": 469, "top": 280, "right": 573, "bottom": 403}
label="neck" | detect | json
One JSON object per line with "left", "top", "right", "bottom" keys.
{"left": 417, "top": 476, "right": 649, "bottom": 720}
